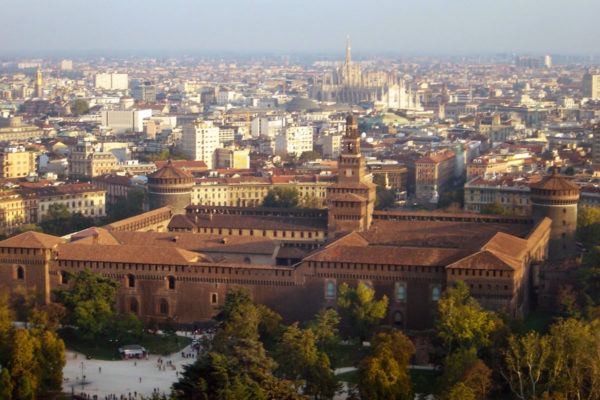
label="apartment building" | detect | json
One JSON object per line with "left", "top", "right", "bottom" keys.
{"left": 192, "top": 175, "right": 329, "bottom": 208}
{"left": 415, "top": 151, "right": 456, "bottom": 203}
{"left": 464, "top": 176, "right": 536, "bottom": 216}
{"left": 275, "top": 125, "right": 313, "bottom": 156}
{"left": 0, "top": 147, "right": 36, "bottom": 178}
{"left": 181, "top": 120, "right": 220, "bottom": 168}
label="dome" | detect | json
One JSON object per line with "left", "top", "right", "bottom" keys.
{"left": 285, "top": 96, "right": 319, "bottom": 112}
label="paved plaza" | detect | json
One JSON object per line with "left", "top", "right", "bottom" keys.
{"left": 63, "top": 344, "right": 197, "bottom": 399}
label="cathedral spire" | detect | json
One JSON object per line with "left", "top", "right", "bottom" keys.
{"left": 345, "top": 35, "right": 351, "bottom": 65}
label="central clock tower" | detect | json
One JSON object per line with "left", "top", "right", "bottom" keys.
{"left": 326, "top": 114, "right": 376, "bottom": 234}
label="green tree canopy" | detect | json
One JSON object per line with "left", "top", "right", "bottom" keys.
{"left": 337, "top": 282, "right": 388, "bottom": 341}
{"left": 40, "top": 203, "right": 94, "bottom": 236}
{"left": 54, "top": 269, "right": 119, "bottom": 340}
{"left": 578, "top": 206, "right": 600, "bottom": 250}
{"left": 481, "top": 200, "right": 507, "bottom": 215}
{"left": 435, "top": 281, "right": 496, "bottom": 354}
{"left": 357, "top": 331, "right": 414, "bottom": 400}
{"left": 71, "top": 99, "right": 89, "bottom": 116}
{"left": 262, "top": 187, "right": 300, "bottom": 208}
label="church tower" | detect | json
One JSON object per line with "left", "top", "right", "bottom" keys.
{"left": 326, "top": 115, "right": 376, "bottom": 234}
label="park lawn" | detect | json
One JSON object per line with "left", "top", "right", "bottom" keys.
{"left": 410, "top": 368, "right": 438, "bottom": 395}
{"left": 59, "top": 328, "right": 191, "bottom": 360}
{"left": 329, "top": 342, "right": 369, "bottom": 368}
{"left": 336, "top": 370, "right": 358, "bottom": 384}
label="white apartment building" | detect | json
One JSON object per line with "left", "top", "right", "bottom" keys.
{"left": 182, "top": 120, "right": 220, "bottom": 168}
{"left": 583, "top": 72, "right": 600, "bottom": 100}
{"left": 275, "top": 125, "right": 313, "bottom": 156}
{"left": 60, "top": 60, "right": 73, "bottom": 70}
{"left": 101, "top": 109, "right": 152, "bottom": 133}
{"left": 250, "top": 116, "right": 284, "bottom": 137}
{"left": 95, "top": 73, "right": 129, "bottom": 90}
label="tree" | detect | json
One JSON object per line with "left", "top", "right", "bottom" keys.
{"left": 71, "top": 99, "right": 89, "bottom": 116}
{"left": 308, "top": 308, "right": 341, "bottom": 353}
{"left": 276, "top": 323, "right": 338, "bottom": 399}
{"left": 577, "top": 206, "right": 600, "bottom": 250}
{"left": 299, "top": 151, "right": 320, "bottom": 162}
{"left": 174, "top": 293, "right": 301, "bottom": 400}
{"left": 54, "top": 269, "right": 119, "bottom": 340}
{"left": 12, "top": 224, "right": 42, "bottom": 235}
{"left": 104, "top": 188, "right": 146, "bottom": 223}
{"left": 481, "top": 200, "right": 507, "bottom": 215}
{"left": 357, "top": 331, "right": 414, "bottom": 400}
{"left": 337, "top": 283, "right": 388, "bottom": 341}
{"left": 262, "top": 187, "right": 300, "bottom": 208}
{"left": 501, "top": 332, "right": 551, "bottom": 400}
{"left": 447, "top": 383, "right": 475, "bottom": 400}
{"left": 9, "top": 329, "right": 39, "bottom": 399}
{"left": 435, "top": 281, "right": 496, "bottom": 354}
{"left": 40, "top": 203, "right": 94, "bottom": 236}
{"left": 375, "top": 187, "right": 396, "bottom": 210}
{"left": 0, "top": 368, "right": 12, "bottom": 400}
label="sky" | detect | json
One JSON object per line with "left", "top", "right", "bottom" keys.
{"left": 1, "top": 0, "right": 599, "bottom": 56}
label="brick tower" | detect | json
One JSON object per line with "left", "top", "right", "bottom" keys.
{"left": 326, "top": 114, "right": 376, "bottom": 234}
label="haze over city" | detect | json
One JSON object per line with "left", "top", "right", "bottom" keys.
{"left": 2, "top": 0, "right": 600, "bottom": 55}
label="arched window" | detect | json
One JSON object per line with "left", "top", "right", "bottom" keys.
{"left": 243, "top": 257, "right": 251, "bottom": 264}
{"left": 16, "top": 266, "right": 24, "bottom": 280}
{"left": 432, "top": 287, "right": 441, "bottom": 302}
{"left": 60, "top": 270, "right": 67, "bottom": 284}
{"left": 394, "top": 311, "right": 403, "bottom": 326}
{"left": 211, "top": 293, "right": 218, "bottom": 304}
{"left": 326, "top": 281, "right": 336, "bottom": 298}
{"left": 396, "top": 284, "right": 406, "bottom": 301}
{"left": 167, "top": 276, "right": 175, "bottom": 290}
{"left": 127, "top": 274, "right": 135, "bottom": 288}
{"left": 159, "top": 299, "right": 168, "bottom": 315}
{"left": 130, "top": 298, "right": 139, "bottom": 314}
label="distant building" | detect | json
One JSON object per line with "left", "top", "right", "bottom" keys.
{"left": 181, "top": 120, "right": 219, "bottom": 168}
{"left": 69, "top": 142, "right": 118, "bottom": 178}
{"left": 215, "top": 148, "right": 250, "bottom": 169}
{"left": 321, "top": 134, "right": 342, "bottom": 159}
{"left": 34, "top": 69, "right": 43, "bottom": 98}
{"left": 60, "top": 60, "right": 73, "bottom": 70}
{"left": 0, "top": 147, "right": 36, "bottom": 178}
{"left": 101, "top": 109, "right": 152, "bottom": 133}
{"left": 0, "top": 116, "right": 44, "bottom": 141}
{"left": 583, "top": 72, "right": 600, "bottom": 100}
{"left": 275, "top": 125, "right": 313, "bottom": 156}
{"left": 415, "top": 151, "right": 456, "bottom": 203}
{"left": 311, "top": 37, "right": 420, "bottom": 109}
{"left": 464, "top": 176, "right": 534, "bottom": 216}
{"left": 132, "top": 82, "right": 156, "bottom": 102}
{"left": 95, "top": 73, "right": 128, "bottom": 90}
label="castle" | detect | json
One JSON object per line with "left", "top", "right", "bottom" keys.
{"left": 0, "top": 116, "right": 578, "bottom": 330}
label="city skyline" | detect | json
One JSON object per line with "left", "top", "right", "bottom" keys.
{"left": 2, "top": 0, "right": 600, "bottom": 56}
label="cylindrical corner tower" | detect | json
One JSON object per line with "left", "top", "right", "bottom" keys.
{"left": 147, "top": 160, "right": 194, "bottom": 214}
{"left": 530, "top": 169, "right": 580, "bottom": 260}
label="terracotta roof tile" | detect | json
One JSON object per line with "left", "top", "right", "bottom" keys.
{"left": 0, "top": 231, "right": 64, "bottom": 249}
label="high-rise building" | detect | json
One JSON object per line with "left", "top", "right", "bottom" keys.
{"left": 543, "top": 55, "right": 552, "bottom": 68}
{"left": 181, "top": 120, "right": 219, "bottom": 168}
{"left": 132, "top": 82, "right": 156, "bottom": 102}
{"left": 34, "top": 69, "right": 43, "bottom": 98}
{"left": 95, "top": 73, "right": 129, "bottom": 90}
{"left": 583, "top": 71, "right": 600, "bottom": 100}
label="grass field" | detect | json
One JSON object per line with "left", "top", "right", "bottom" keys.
{"left": 59, "top": 328, "right": 191, "bottom": 360}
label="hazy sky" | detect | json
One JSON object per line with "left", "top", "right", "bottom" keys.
{"left": 2, "top": 0, "right": 599, "bottom": 56}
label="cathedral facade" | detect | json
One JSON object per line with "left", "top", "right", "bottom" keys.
{"left": 310, "top": 37, "right": 421, "bottom": 110}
